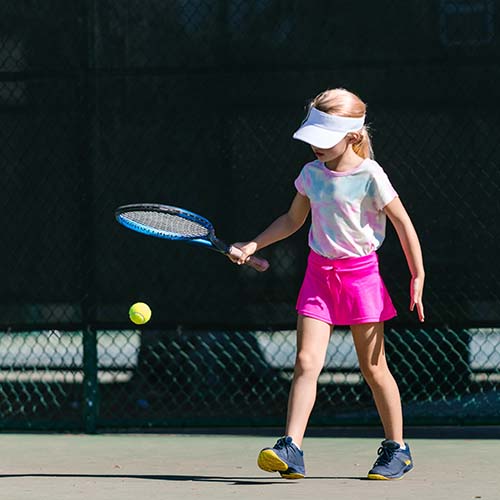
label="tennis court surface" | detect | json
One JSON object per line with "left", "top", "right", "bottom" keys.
{"left": 2, "top": 432, "right": 499, "bottom": 500}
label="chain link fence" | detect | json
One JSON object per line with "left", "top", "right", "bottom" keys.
{"left": 0, "top": 0, "right": 499, "bottom": 431}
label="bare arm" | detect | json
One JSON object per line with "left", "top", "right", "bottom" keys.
{"left": 384, "top": 197, "right": 425, "bottom": 322}
{"left": 231, "top": 192, "right": 310, "bottom": 261}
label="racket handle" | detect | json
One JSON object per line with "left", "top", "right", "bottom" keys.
{"left": 229, "top": 245, "right": 270, "bottom": 272}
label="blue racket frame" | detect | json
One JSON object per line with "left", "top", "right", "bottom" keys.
{"left": 115, "top": 203, "right": 230, "bottom": 253}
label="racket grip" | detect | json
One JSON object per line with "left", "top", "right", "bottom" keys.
{"left": 229, "top": 245, "right": 270, "bottom": 272}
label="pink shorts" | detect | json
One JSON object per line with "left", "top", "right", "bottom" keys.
{"left": 296, "top": 251, "right": 397, "bottom": 326}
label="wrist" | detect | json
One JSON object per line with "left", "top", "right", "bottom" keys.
{"left": 249, "top": 240, "right": 261, "bottom": 252}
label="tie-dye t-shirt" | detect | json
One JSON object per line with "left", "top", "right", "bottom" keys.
{"left": 294, "top": 159, "right": 398, "bottom": 259}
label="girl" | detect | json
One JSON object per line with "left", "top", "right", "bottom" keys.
{"left": 231, "top": 88, "right": 425, "bottom": 480}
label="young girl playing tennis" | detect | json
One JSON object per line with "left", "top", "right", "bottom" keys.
{"left": 230, "top": 88, "right": 425, "bottom": 480}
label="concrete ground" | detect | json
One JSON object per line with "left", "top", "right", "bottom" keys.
{"left": 1, "top": 432, "right": 499, "bottom": 500}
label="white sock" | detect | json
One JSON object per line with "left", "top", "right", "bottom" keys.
{"left": 399, "top": 443, "right": 406, "bottom": 450}
{"left": 291, "top": 439, "right": 302, "bottom": 451}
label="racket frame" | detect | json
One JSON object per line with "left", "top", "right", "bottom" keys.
{"left": 115, "top": 203, "right": 269, "bottom": 271}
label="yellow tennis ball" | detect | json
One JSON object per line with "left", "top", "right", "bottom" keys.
{"left": 129, "top": 302, "right": 152, "bottom": 325}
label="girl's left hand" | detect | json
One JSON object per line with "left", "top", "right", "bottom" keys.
{"left": 410, "top": 276, "right": 425, "bottom": 322}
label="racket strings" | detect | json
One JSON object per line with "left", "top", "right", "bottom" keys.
{"left": 121, "top": 210, "right": 209, "bottom": 238}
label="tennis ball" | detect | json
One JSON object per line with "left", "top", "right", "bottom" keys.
{"left": 129, "top": 302, "right": 152, "bottom": 325}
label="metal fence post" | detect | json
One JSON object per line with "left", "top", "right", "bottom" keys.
{"left": 83, "top": 326, "right": 99, "bottom": 433}
{"left": 80, "top": 0, "right": 99, "bottom": 434}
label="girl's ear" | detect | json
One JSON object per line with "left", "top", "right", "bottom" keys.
{"left": 347, "top": 132, "right": 362, "bottom": 145}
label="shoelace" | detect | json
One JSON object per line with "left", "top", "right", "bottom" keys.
{"left": 374, "top": 445, "right": 397, "bottom": 466}
{"left": 274, "top": 438, "right": 287, "bottom": 449}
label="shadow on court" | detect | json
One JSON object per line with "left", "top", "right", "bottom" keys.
{"left": 0, "top": 473, "right": 366, "bottom": 483}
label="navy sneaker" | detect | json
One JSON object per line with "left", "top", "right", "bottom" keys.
{"left": 367, "top": 440, "right": 414, "bottom": 480}
{"left": 257, "top": 436, "right": 306, "bottom": 479}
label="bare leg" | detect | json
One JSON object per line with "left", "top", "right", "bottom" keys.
{"left": 285, "top": 315, "right": 332, "bottom": 448}
{"left": 351, "top": 322, "right": 404, "bottom": 446}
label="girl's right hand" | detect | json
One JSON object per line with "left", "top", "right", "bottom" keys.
{"left": 228, "top": 241, "right": 258, "bottom": 265}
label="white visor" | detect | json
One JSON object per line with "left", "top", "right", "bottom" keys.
{"left": 293, "top": 107, "right": 365, "bottom": 149}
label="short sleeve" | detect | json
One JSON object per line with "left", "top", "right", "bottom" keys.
{"left": 294, "top": 167, "right": 307, "bottom": 195}
{"left": 370, "top": 167, "right": 398, "bottom": 211}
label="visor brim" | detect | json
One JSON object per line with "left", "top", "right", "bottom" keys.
{"left": 292, "top": 125, "right": 347, "bottom": 149}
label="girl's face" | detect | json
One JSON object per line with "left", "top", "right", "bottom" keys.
{"left": 311, "top": 137, "right": 348, "bottom": 163}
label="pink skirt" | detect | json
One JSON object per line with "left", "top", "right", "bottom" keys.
{"left": 296, "top": 251, "right": 397, "bottom": 326}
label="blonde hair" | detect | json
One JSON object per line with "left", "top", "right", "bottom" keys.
{"left": 310, "top": 88, "right": 374, "bottom": 159}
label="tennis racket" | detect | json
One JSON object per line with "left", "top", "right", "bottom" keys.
{"left": 115, "top": 203, "right": 270, "bottom": 272}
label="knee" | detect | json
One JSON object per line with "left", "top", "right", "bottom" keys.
{"left": 360, "top": 362, "right": 391, "bottom": 387}
{"left": 295, "top": 351, "right": 323, "bottom": 377}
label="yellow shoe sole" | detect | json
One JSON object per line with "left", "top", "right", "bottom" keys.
{"left": 281, "top": 471, "right": 305, "bottom": 480}
{"left": 257, "top": 449, "right": 305, "bottom": 480}
{"left": 367, "top": 473, "right": 398, "bottom": 480}
{"left": 367, "top": 468, "right": 412, "bottom": 481}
